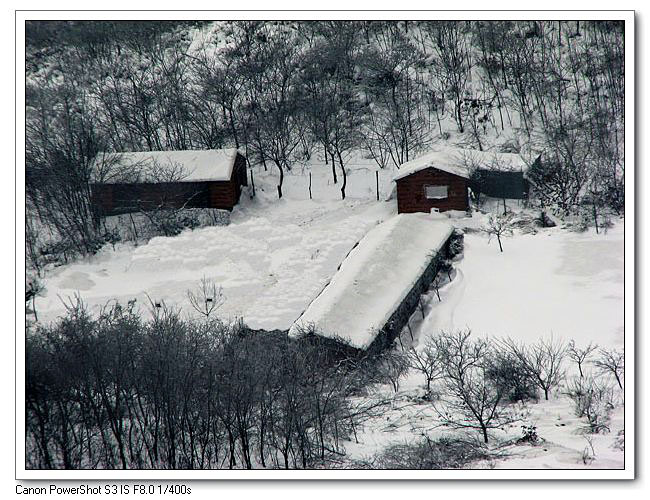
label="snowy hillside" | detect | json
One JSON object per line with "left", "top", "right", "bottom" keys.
{"left": 23, "top": 19, "right": 628, "bottom": 474}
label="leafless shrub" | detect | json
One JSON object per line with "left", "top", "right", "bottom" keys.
{"left": 582, "top": 434, "right": 596, "bottom": 465}
{"left": 405, "top": 337, "right": 444, "bottom": 397}
{"left": 376, "top": 350, "right": 410, "bottom": 393}
{"left": 372, "top": 436, "right": 490, "bottom": 469}
{"left": 187, "top": 277, "right": 225, "bottom": 319}
{"left": 485, "top": 349, "right": 538, "bottom": 403}
{"left": 565, "top": 376, "right": 615, "bottom": 434}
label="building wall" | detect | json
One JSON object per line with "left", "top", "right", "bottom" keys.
{"left": 367, "top": 230, "right": 462, "bottom": 354}
{"left": 469, "top": 169, "right": 529, "bottom": 199}
{"left": 207, "top": 181, "right": 239, "bottom": 210}
{"left": 92, "top": 182, "right": 211, "bottom": 216}
{"left": 396, "top": 167, "right": 468, "bottom": 213}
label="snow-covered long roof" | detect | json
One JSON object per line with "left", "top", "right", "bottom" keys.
{"left": 393, "top": 146, "right": 528, "bottom": 182}
{"left": 91, "top": 148, "right": 240, "bottom": 184}
{"left": 289, "top": 214, "right": 454, "bottom": 350}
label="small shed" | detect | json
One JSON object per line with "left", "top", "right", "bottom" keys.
{"left": 90, "top": 149, "right": 247, "bottom": 216}
{"left": 393, "top": 147, "right": 528, "bottom": 214}
{"left": 469, "top": 169, "right": 529, "bottom": 200}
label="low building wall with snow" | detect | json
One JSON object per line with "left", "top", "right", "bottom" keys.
{"left": 289, "top": 214, "right": 459, "bottom": 352}
{"left": 366, "top": 230, "right": 462, "bottom": 354}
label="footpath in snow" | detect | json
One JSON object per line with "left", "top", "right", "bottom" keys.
{"left": 290, "top": 213, "right": 453, "bottom": 349}
{"left": 38, "top": 200, "right": 395, "bottom": 330}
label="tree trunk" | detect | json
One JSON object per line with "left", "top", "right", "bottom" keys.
{"left": 277, "top": 163, "right": 284, "bottom": 199}
{"left": 337, "top": 152, "right": 346, "bottom": 200}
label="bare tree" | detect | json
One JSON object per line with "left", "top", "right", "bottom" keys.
{"left": 567, "top": 340, "right": 599, "bottom": 378}
{"left": 482, "top": 212, "right": 514, "bottom": 253}
{"left": 592, "top": 348, "right": 624, "bottom": 390}
{"left": 405, "top": 337, "right": 444, "bottom": 397}
{"left": 360, "top": 23, "right": 430, "bottom": 169}
{"left": 378, "top": 350, "right": 410, "bottom": 393}
{"left": 421, "top": 21, "right": 472, "bottom": 134}
{"left": 433, "top": 330, "right": 518, "bottom": 443}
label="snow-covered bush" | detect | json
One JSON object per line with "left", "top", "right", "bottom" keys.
{"left": 612, "top": 430, "right": 625, "bottom": 451}
{"left": 537, "top": 210, "right": 556, "bottom": 228}
{"left": 565, "top": 376, "right": 615, "bottom": 434}
{"left": 447, "top": 230, "right": 464, "bottom": 258}
{"left": 517, "top": 424, "right": 540, "bottom": 445}
{"left": 371, "top": 436, "right": 489, "bottom": 470}
{"left": 486, "top": 350, "right": 539, "bottom": 403}
{"left": 498, "top": 336, "right": 567, "bottom": 401}
{"left": 141, "top": 208, "right": 201, "bottom": 237}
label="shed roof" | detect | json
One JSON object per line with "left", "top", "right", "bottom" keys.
{"left": 91, "top": 148, "right": 241, "bottom": 184}
{"left": 393, "top": 146, "right": 528, "bottom": 182}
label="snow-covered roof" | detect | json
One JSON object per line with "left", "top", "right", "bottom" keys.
{"left": 393, "top": 146, "right": 528, "bottom": 182}
{"left": 289, "top": 214, "right": 454, "bottom": 350}
{"left": 91, "top": 148, "right": 241, "bottom": 184}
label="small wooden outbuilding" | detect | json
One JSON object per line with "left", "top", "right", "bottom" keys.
{"left": 393, "top": 147, "right": 528, "bottom": 214}
{"left": 91, "top": 149, "right": 247, "bottom": 216}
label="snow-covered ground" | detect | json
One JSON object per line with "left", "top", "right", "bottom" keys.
{"left": 416, "top": 216, "right": 624, "bottom": 350}
{"left": 32, "top": 153, "right": 625, "bottom": 470}
{"left": 341, "top": 214, "right": 625, "bottom": 469}
{"left": 36, "top": 156, "right": 396, "bottom": 328}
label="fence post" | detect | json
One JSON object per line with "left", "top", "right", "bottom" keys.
{"left": 309, "top": 172, "right": 312, "bottom": 200}
{"left": 250, "top": 169, "right": 256, "bottom": 199}
{"left": 376, "top": 171, "right": 379, "bottom": 201}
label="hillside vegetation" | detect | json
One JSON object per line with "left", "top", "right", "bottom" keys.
{"left": 25, "top": 20, "right": 624, "bottom": 255}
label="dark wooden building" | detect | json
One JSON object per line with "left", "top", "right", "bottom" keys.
{"left": 394, "top": 147, "right": 528, "bottom": 214}
{"left": 91, "top": 149, "right": 247, "bottom": 215}
{"left": 469, "top": 169, "right": 529, "bottom": 200}
{"left": 395, "top": 167, "right": 469, "bottom": 213}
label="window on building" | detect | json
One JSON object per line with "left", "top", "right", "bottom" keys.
{"left": 425, "top": 185, "right": 448, "bottom": 199}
